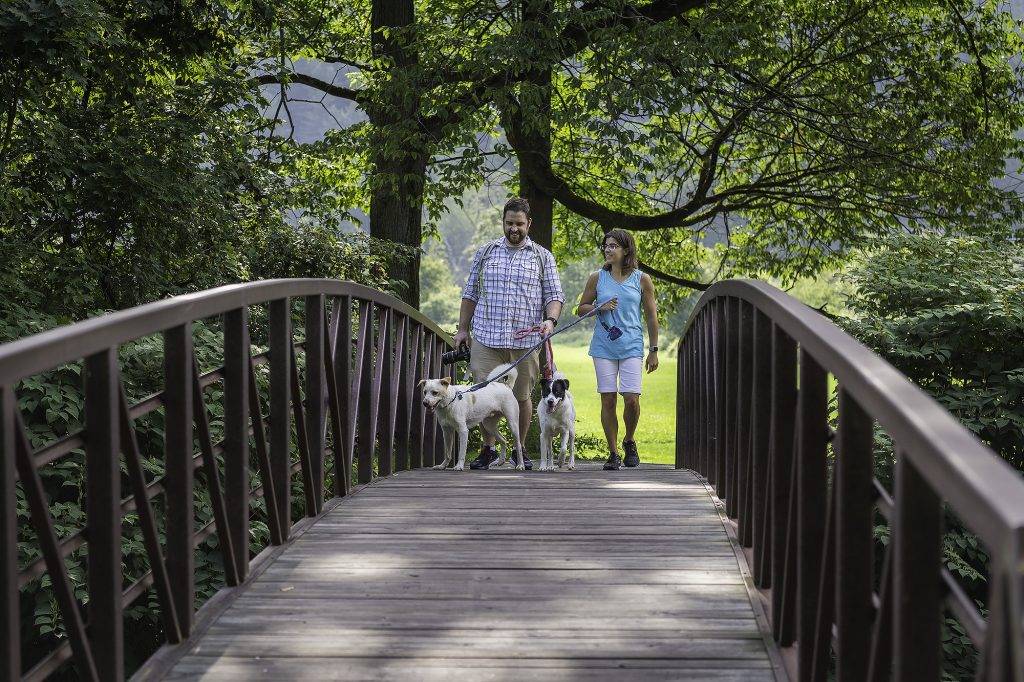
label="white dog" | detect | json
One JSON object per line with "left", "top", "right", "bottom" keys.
{"left": 419, "top": 364, "right": 525, "bottom": 471}
{"left": 537, "top": 371, "right": 576, "bottom": 471}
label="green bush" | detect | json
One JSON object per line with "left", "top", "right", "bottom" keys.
{"left": 841, "top": 232, "right": 1023, "bottom": 679}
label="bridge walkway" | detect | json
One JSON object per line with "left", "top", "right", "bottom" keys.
{"left": 151, "top": 464, "right": 783, "bottom": 681}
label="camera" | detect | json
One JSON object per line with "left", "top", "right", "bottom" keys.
{"left": 441, "top": 345, "right": 471, "bottom": 365}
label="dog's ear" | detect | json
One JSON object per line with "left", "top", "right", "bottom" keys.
{"left": 563, "top": 379, "right": 570, "bottom": 390}
{"left": 440, "top": 377, "right": 451, "bottom": 386}
{"left": 417, "top": 379, "right": 427, "bottom": 388}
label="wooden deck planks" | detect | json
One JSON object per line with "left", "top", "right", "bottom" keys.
{"left": 160, "top": 464, "right": 782, "bottom": 681}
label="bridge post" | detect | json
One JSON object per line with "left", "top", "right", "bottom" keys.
{"left": 164, "top": 324, "right": 194, "bottom": 636}
{"left": 714, "top": 299, "right": 727, "bottom": 491}
{"left": 723, "top": 297, "right": 739, "bottom": 512}
{"left": 408, "top": 324, "right": 424, "bottom": 469}
{"left": 1, "top": 385, "right": 18, "bottom": 680}
{"left": 305, "top": 295, "right": 326, "bottom": 512}
{"left": 270, "top": 298, "right": 292, "bottom": 538}
{"left": 224, "top": 308, "right": 251, "bottom": 580}
{"left": 835, "top": 390, "right": 874, "bottom": 681}
{"left": 751, "top": 310, "right": 772, "bottom": 586}
{"left": 379, "top": 308, "right": 396, "bottom": 477}
{"left": 796, "top": 349, "right": 827, "bottom": 682}
{"left": 735, "top": 301, "right": 754, "bottom": 541}
{"left": 333, "top": 296, "right": 353, "bottom": 494}
{"left": 85, "top": 349, "right": 124, "bottom": 681}
{"left": 674, "top": 330, "right": 685, "bottom": 469}
{"left": 893, "top": 454, "right": 942, "bottom": 681}
{"left": 769, "top": 325, "right": 797, "bottom": 646}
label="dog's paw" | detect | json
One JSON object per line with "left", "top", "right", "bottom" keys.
{"left": 453, "top": 463, "right": 465, "bottom": 471}
{"left": 432, "top": 463, "right": 446, "bottom": 470}
{"left": 515, "top": 463, "right": 526, "bottom": 471}
{"left": 567, "top": 464, "right": 576, "bottom": 471}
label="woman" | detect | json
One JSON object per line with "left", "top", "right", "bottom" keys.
{"left": 576, "top": 229, "right": 659, "bottom": 470}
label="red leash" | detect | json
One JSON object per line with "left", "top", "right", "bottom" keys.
{"left": 512, "top": 324, "right": 557, "bottom": 380}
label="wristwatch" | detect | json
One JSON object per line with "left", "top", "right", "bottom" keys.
{"left": 649, "top": 346, "right": 659, "bottom": 352}
{"left": 544, "top": 316, "right": 558, "bottom": 327}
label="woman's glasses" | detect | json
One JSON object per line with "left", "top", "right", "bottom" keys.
{"left": 602, "top": 243, "right": 622, "bottom": 251}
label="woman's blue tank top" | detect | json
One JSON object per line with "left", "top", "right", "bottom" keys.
{"left": 589, "top": 268, "right": 644, "bottom": 360}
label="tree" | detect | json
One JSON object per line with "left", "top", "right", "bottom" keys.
{"left": 258, "top": 0, "right": 1024, "bottom": 306}
{"left": 504, "top": 0, "right": 1024, "bottom": 290}
{"left": 256, "top": 0, "right": 709, "bottom": 304}
{"left": 0, "top": 0, "right": 389, "bottom": 317}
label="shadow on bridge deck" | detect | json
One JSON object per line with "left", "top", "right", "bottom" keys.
{"left": 138, "top": 464, "right": 784, "bottom": 681}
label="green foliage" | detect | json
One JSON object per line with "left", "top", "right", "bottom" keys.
{"left": 418, "top": 244, "right": 461, "bottom": 328}
{"left": 843, "top": 232, "right": 1024, "bottom": 467}
{"left": 841, "top": 232, "right": 1023, "bottom": 679}
{"left": 0, "top": 0, "right": 397, "bottom": 318}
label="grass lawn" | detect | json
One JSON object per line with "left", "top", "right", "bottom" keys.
{"left": 550, "top": 343, "right": 677, "bottom": 465}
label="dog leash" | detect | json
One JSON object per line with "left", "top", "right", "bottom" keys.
{"left": 442, "top": 297, "right": 615, "bottom": 405}
{"left": 512, "top": 326, "right": 557, "bottom": 380}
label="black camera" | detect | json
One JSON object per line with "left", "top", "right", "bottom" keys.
{"left": 441, "top": 345, "right": 471, "bottom": 365}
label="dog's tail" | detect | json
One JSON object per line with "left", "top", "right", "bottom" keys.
{"left": 486, "top": 363, "right": 518, "bottom": 388}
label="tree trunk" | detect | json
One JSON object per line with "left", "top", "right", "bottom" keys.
{"left": 518, "top": 0, "right": 554, "bottom": 251}
{"left": 368, "top": 0, "right": 427, "bottom": 307}
{"left": 368, "top": 153, "right": 427, "bottom": 305}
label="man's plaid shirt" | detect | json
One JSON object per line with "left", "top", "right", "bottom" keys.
{"left": 462, "top": 237, "right": 564, "bottom": 349}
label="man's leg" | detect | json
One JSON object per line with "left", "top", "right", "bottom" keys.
{"left": 510, "top": 347, "right": 540, "bottom": 469}
{"left": 518, "top": 398, "right": 532, "bottom": 450}
{"left": 469, "top": 344, "right": 503, "bottom": 468}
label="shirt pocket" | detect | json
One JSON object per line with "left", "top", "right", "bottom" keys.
{"left": 513, "top": 257, "right": 541, "bottom": 289}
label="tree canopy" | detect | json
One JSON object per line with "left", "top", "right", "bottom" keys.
{"left": 2, "top": 0, "right": 1023, "bottom": 311}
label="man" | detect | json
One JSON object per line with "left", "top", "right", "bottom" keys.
{"left": 454, "top": 197, "right": 564, "bottom": 470}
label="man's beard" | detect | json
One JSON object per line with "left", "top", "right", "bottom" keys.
{"left": 507, "top": 230, "right": 524, "bottom": 244}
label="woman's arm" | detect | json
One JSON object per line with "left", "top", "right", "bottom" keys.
{"left": 576, "top": 272, "right": 617, "bottom": 316}
{"left": 641, "top": 273, "right": 660, "bottom": 372}
{"left": 575, "top": 272, "right": 599, "bottom": 315}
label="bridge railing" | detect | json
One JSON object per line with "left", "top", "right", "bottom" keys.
{"left": 676, "top": 279, "right": 1024, "bottom": 681}
{"left": 0, "top": 279, "right": 451, "bottom": 681}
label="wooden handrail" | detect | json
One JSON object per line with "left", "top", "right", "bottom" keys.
{"left": 676, "top": 279, "right": 1024, "bottom": 681}
{"left": 0, "top": 280, "right": 451, "bottom": 681}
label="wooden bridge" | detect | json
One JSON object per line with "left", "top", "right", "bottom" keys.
{"left": 2, "top": 279, "right": 1023, "bottom": 681}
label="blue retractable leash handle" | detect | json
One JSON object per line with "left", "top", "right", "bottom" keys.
{"left": 448, "top": 297, "right": 617, "bottom": 403}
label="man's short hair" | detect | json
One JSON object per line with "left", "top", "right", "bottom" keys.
{"left": 503, "top": 197, "right": 531, "bottom": 219}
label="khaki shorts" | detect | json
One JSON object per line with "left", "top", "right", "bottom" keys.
{"left": 470, "top": 343, "right": 540, "bottom": 402}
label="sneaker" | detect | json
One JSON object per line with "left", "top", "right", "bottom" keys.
{"left": 623, "top": 440, "right": 640, "bottom": 468}
{"left": 469, "top": 447, "right": 500, "bottom": 470}
{"left": 521, "top": 454, "right": 532, "bottom": 471}
{"left": 603, "top": 452, "right": 623, "bottom": 470}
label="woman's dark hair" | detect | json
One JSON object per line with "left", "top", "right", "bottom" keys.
{"left": 601, "top": 228, "right": 639, "bottom": 273}
{"left": 503, "top": 197, "right": 531, "bottom": 218}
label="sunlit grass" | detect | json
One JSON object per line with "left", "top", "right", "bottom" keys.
{"left": 550, "top": 343, "right": 677, "bottom": 465}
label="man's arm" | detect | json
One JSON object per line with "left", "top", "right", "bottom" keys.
{"left": 454, "top": 298, "right": 477, "bottom": 348}
{"left": 455, "top": 247, "right": 485, "bottom": 348}
{"left": 540, "top": 249, "right": 565, "bottom": 336}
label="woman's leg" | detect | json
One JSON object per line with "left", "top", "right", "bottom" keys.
{"left": 593, "top": 357, "right": 621, "bottom": 454}
{"left": 601, "top": 392, "right": 619, "bottom": 453}
{"left": 619, "top": 358, "right": 644, "bottom": 467}
{"left": 622, "top": 393, "right": 640, "bottom": 442}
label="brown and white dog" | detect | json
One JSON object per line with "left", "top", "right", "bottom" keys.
{"left": 419, "top": 363, "right": 525, "bottom": 471}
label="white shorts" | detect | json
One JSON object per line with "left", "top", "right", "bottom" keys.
{"left": 593, "top": 356, "right": 643, "bottom": 395}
